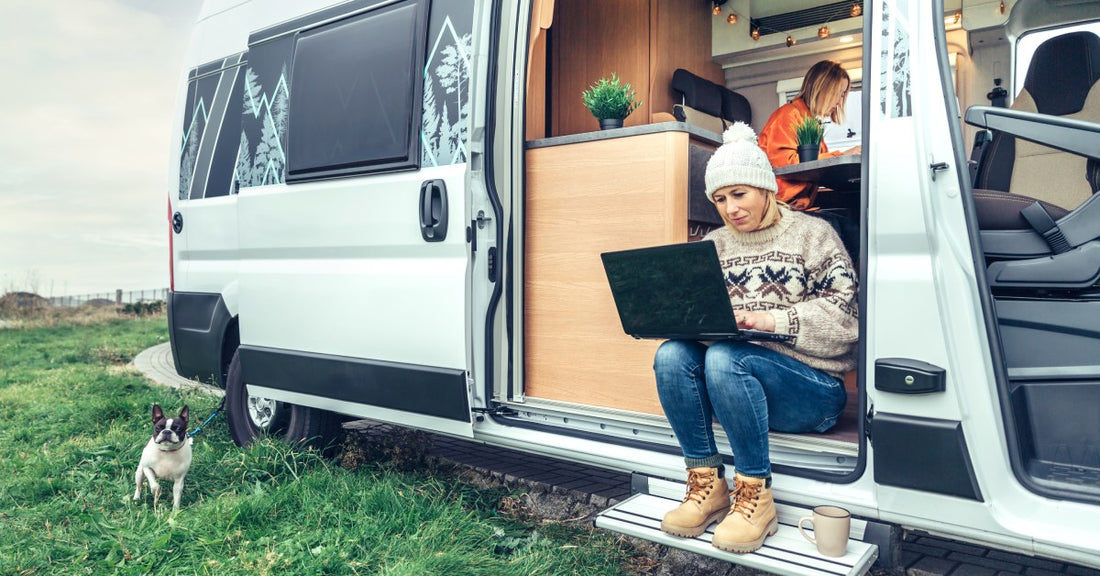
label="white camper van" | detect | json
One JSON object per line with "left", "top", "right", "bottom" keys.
{"left": 168, "top": 0, "right": 1100, "bottom": 572}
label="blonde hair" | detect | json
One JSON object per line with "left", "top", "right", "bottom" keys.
{"left": 757, "top": 190, "right": 785, "bottom": 230}
{"left": 795, "top": 60, "right": 850, "bottom": 124}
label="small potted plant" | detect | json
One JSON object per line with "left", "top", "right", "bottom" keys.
{"left": 581, "top": 73, "right": 641, "bottom": 130}
{"left": 793, "top": 115, "right": 824, "bottom": 162}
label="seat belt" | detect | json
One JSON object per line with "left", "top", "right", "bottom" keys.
{"left": 1020, "top": 201, "right": 1072, "bottom": 254}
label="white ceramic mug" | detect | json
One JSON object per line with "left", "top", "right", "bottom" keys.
{"left": 797, "top": 505, "right": 850, "bottom": 557}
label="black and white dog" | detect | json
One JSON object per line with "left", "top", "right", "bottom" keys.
{"left": 133, "top": 404, "right": 192, "bottom": 511}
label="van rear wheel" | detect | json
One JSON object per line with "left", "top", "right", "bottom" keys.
{"left": 224, "top": 349, "right": 290, "bottom": 447}
{"left": 285, "top": 404, "right": 344, "bottom": 455}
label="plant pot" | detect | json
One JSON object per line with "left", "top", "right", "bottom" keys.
{"left": 599, "top": 118, "right": 624, "bottom": 130}
{"left": 797, "top": 144, "right": 820, "bottom": 162}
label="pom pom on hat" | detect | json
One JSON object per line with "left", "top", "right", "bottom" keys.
{"left": 704, "top": 122, "right": 778, "bottom": 199}
{"left": 722, "top": 122, "right": 758, "bottom": 145}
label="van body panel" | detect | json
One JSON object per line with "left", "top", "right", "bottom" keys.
{"left": 238, "top": 346, "right": 470, "bottom": 421}
{"left": 236, "top": 165, "right": 468, "bottom": 370}
{"left": 167, "top": 291, "right": 232, "bottom": 385}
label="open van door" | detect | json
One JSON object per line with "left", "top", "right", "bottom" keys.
{"left": 232, "top": 0, "right": 478, "bottom": 438}
{"left": 861, "top": 0, "right": 999, "bottom": 529}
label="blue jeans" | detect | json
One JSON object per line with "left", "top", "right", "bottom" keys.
{"left": 654, "top": 340, "right": 847, "bottom": 477}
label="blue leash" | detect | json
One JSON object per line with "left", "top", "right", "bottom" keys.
{"left": 188, "top": 397, "right": 225, "bottom": 438}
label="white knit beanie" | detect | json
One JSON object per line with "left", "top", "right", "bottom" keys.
{"left": 704, "top": 122, "right": 778, "bottom": 199}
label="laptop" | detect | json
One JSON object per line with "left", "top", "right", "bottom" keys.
{"left": 600, "top": 241, "right": 793, "bottom": 342}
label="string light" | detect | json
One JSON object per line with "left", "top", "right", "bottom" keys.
{"left": 850, "top": 3, "right": 862, "bottom": 17}
{"left": 727, "top": 12, "right": 738, "bottom": 24}
{"left": 998, "top": 0, "right": 1005, "bottom": 14}
{"left": 751, "top": 27, "right": 760, "bottom": 41}
{"left": 818, "top": 25, "right": 831, "bottom": 38}
{"left": 786, "top": 35, "right": 796, "bottom": 47}
{"left": 713, "top": 4, "right": 722, "bottom": 16}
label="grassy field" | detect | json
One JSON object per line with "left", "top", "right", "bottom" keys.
{"left": 0, "top": 309, "right": 640, "bottom": 575}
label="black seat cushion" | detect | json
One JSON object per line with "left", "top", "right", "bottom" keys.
{"left": 973, "top": 189, "right": 1071, "bottom": 230}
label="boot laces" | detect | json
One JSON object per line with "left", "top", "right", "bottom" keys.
{"left": 683, "top": 469, "right": 717, "bottom": 504}
{"left": 732, "top": 478, "right": 762, "bottom": 518}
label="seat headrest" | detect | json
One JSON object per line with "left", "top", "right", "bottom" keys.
{"left": 671, "top": 68, "right": 751, "bottom": 124}
{"left": 721, "top": 88, "right": 751, "bottom": 125}
{"left": 1023, "top": 31, "right": 1100, "bottom": 116}
{"left": 672, "top": 69, "right": 723, "bottom": 118}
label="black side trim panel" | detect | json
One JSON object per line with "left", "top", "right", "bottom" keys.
{"left": 168, "top": 291, "right": 231, "bottom": 386}
{"left": 239, "top": 346, "right": 470, "bottom": 423}
{"left": 872, "top": 412, "right": 983, "bottom": 501}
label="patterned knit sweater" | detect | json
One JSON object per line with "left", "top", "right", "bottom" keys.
{"left": 703, "top": 206, "right": 858, "bottom": 378}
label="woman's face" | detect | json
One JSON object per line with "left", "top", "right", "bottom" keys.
{"left": 822, "top": 78, "right": 850, "bottom": 118}
{"left": 712, "top": 185, "right": 769, "bottom": 233}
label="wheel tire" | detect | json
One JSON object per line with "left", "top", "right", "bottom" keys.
{"left": 285, "top": 403, "right": 344, "bottom": 455}
{"left": 224, "top": 349, "right": 290, "bottom": 447}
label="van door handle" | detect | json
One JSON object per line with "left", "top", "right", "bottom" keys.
{"left": 419, "top": 179, "right": 448, "bottom": 242}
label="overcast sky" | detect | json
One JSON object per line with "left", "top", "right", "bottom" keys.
{"left": 0, "top": 1, "right": 201, "bottom": 297}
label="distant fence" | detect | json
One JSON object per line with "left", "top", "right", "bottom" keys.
{"left": 48, "top": 288, "right": 169, "bottom": 308}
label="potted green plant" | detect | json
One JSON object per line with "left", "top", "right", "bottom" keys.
{"left": 793, "top": 115, "right": 824, "bottom": 162}
{"left": 581, "top": 73, "right": 641, "bottom": 130}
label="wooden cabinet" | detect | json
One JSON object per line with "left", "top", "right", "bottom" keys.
{"left": 524, "top": 126, "right": 717, "bottom": 415}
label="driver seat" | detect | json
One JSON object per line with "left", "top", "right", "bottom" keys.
{"left": 972, "top": 31, "right": 1100, "bottom": 233}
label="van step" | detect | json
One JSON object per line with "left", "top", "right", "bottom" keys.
{"left": 595, "top": 475, "right": 878, "bottom": 576}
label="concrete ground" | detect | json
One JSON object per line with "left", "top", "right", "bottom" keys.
{"left": 133, "top": 343, "right": 1100, "bottom": 576}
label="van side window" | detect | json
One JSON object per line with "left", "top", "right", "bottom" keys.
{"left": 179, "top": 55, "right": 246, "bottom": 200}
{"left": 287, "top": 0, "right": 431, "bottom": 181}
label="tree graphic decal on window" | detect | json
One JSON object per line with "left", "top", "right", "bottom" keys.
{"left": 237, "top": 65, "right": 289, "bottom": 187}
{"left": 421, "top": 2, "right": 473, "bottom": 168}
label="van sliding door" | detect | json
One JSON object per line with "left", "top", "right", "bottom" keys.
{"left": 234, "top": 0, "right": 477, "bottom": 437}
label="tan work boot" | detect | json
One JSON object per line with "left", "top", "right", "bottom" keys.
{"left": 711, "top": 473, "right": 778, "bottom": 553}
{"left": 660, "top": 467, "right": 730, "bottom": 538}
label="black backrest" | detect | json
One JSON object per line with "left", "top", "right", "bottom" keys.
{"left": 671, "top": 68, "right": 751, "bottom": 125}
{"left": 1024, "top": 32, "right": 1100, "bottom": 117}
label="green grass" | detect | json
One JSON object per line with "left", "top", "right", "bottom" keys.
{"left": 0, "top": 312, "right": 639, "bottom": 575}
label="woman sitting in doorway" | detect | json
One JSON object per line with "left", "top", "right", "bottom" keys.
{"left": 758, "top": 60, "right": 862, "bottom": 210}
{"left": 655, "top": 123, "right": 858, "bottom": 554}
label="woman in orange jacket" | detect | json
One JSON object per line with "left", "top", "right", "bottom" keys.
{"left": 758, "top": 60, "right": 862, "bottom": 210}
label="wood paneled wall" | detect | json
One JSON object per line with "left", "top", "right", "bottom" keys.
{"left": 530, "top": 0, "right": 724, "bottom": 139}
{"left": 649, "top": 0, "right": 725, "bottom": 121}
{"left": 551, "top": 0, "right": 650, "bottom": 136}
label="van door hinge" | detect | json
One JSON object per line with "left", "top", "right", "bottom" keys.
{"left": 471, "top": 404, "right": 517, "bottom": 420}
{"left": 865, "top": 404, "right": 875, "bottom": 442}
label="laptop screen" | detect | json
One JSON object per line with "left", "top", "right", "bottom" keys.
{"left": 601, "top": 241, "right": 739, "bottom": 337}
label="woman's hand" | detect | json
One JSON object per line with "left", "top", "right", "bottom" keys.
{"left": 735, "top": 310, "right": 776, "bottom": 332}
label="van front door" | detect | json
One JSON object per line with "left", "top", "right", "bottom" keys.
{"left": 234, "top": 0, "right": 477, "bottom": 438}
